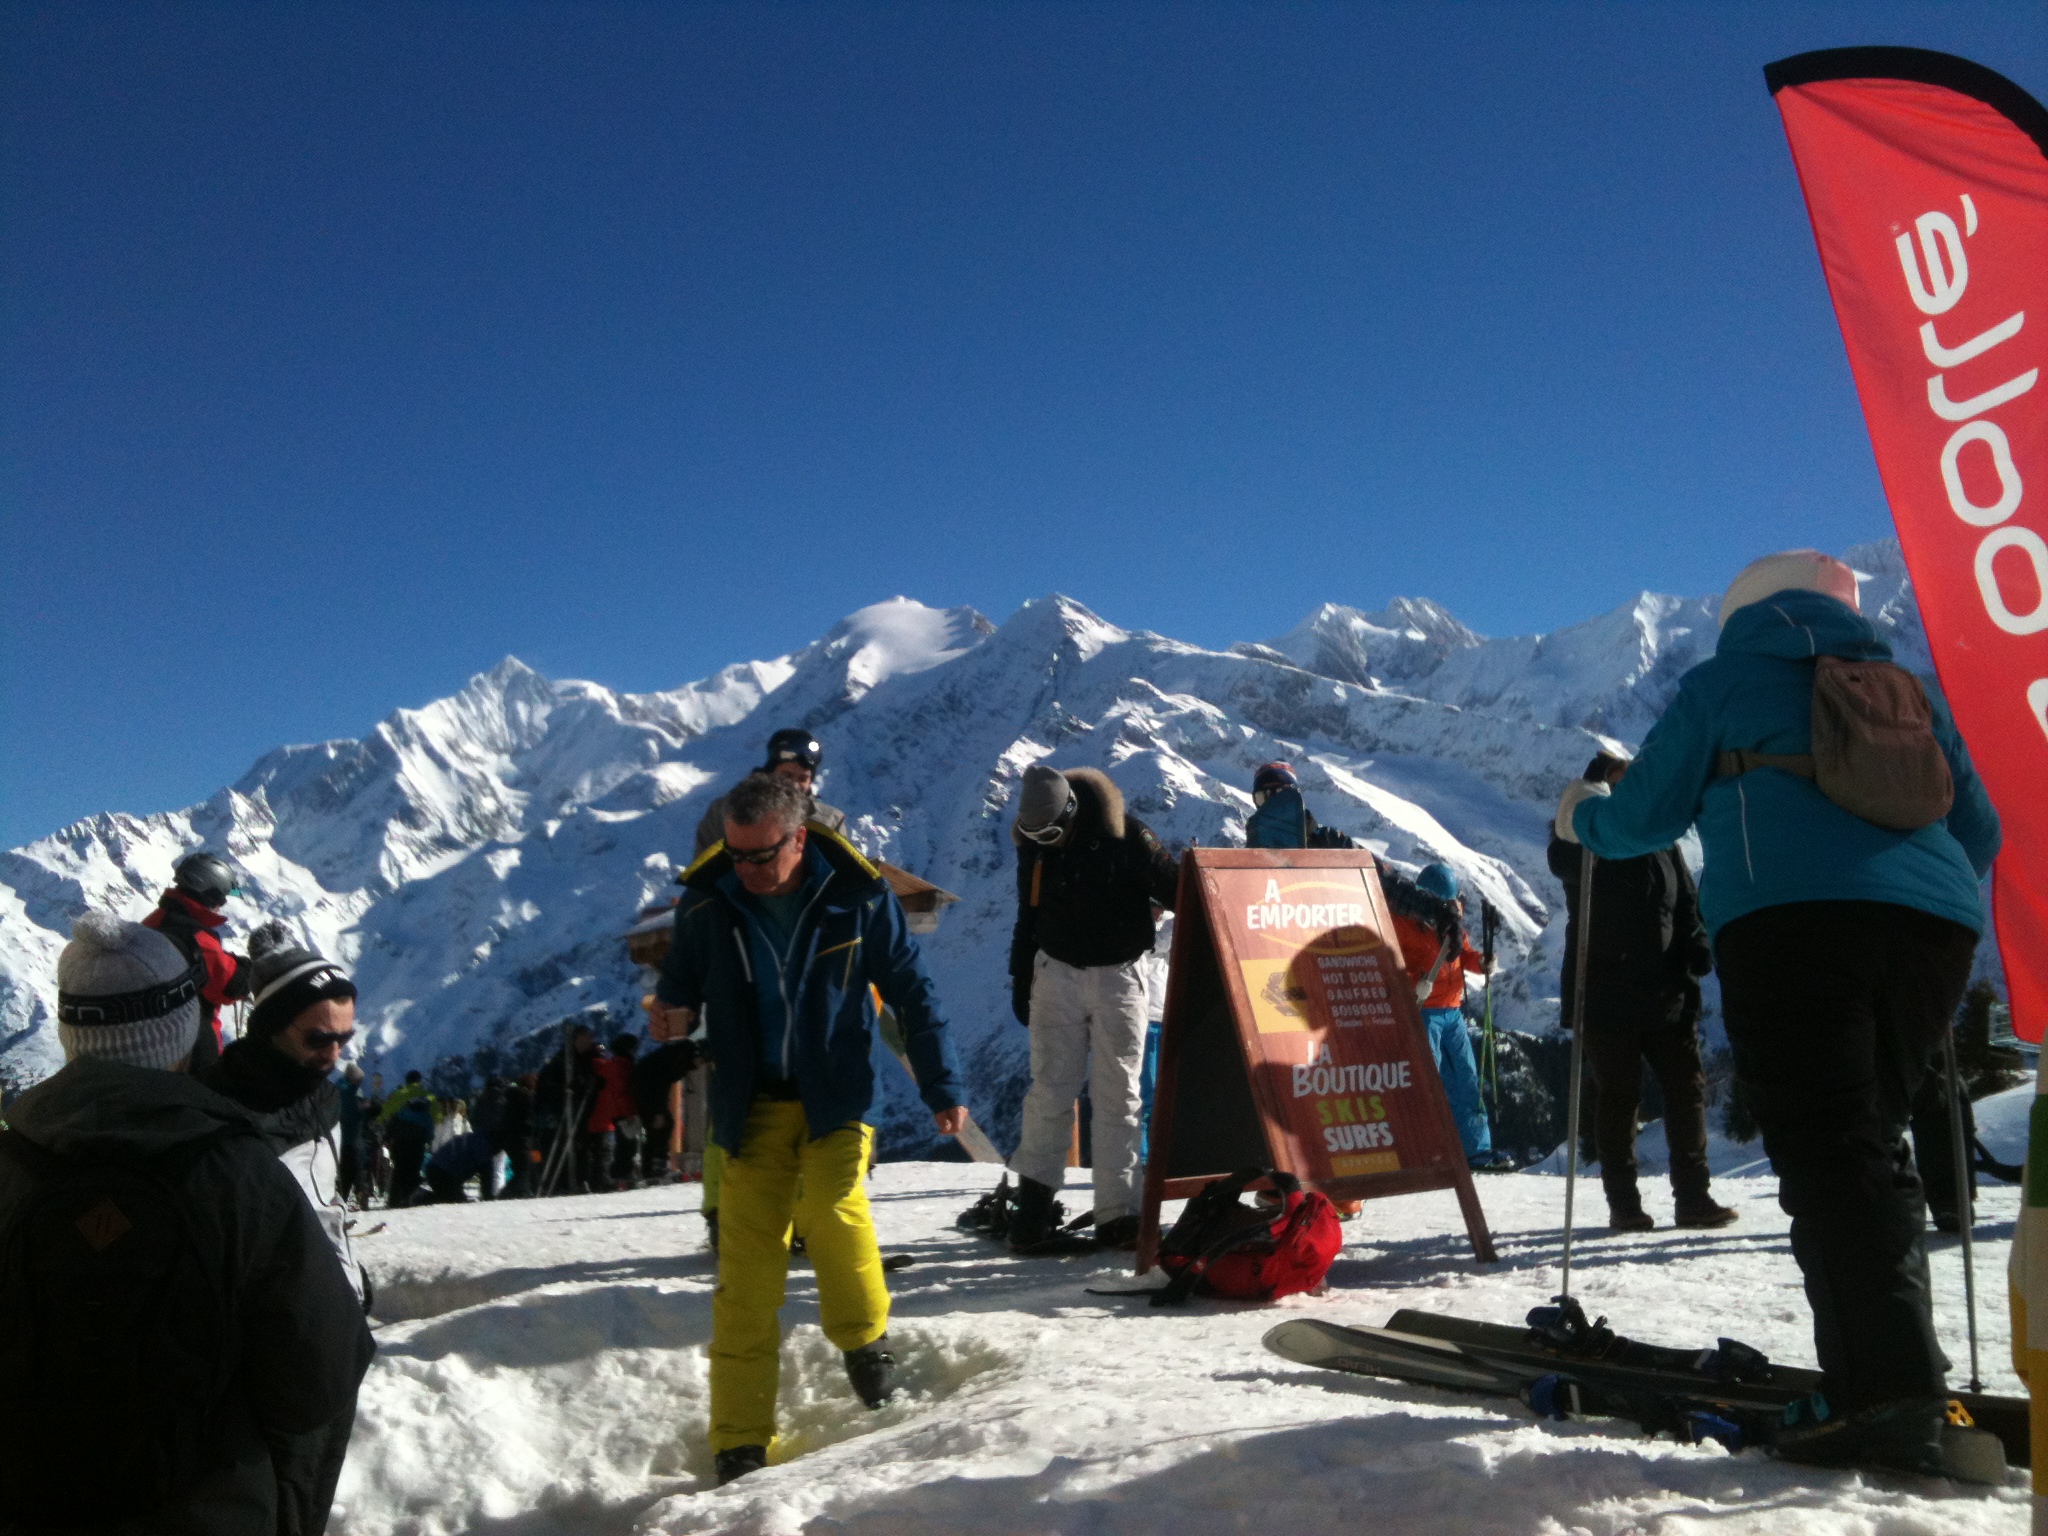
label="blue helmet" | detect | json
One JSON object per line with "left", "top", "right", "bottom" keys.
{"left": 1416, "top": 862, "right": 1460, "bottom": 902}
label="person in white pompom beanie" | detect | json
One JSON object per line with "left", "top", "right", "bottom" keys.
{"left": 2, "top": 912, "right": 376, "bottom": 1529}
{"left": 56, "top": 910, "right": 205, "bottom": 1070}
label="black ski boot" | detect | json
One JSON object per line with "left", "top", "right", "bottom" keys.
{"left": 704, "top": 1209, "right": 720, "bottom": 1255}
{"left": 1774, "top": 1394, "right": 1950, "bottom": 1476}
{"left": 1673, "top": 1192, "right": 1738, "bottom": 1229}
{"left": 845, "top": 1337, "right": 897, "bottom": 1408}
{"left": 1604, "top": 1177, "right": 1654, "bottom": 1233}
{"left": 1006, "top": 1177, "right": 1063, "bottom": 1251}
{"left": 715, "top": 1444, "right": 767, "bottom": 1485}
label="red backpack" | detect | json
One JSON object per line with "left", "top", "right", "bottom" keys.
{"left": 1153, "top": 1169, "right": 1342, "bottom": 1306}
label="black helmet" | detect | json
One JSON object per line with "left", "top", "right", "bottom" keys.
{"left": 763, "top": 728, "right": 823, "bottom": 773}
{"left": 172, "top": 852, "right": 238, "bottom": 909}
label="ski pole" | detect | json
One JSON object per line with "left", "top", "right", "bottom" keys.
{"left": 1480, "top": 902, "right": 1499, "bottom": 1108}
{"left": 1560, "top": 848, "right": 1595, "bottom": 1301}
{"left": 1942, "top": 1026, "right": 1982, "bottom": 1392}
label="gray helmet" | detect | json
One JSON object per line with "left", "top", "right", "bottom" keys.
{"left": 171, "top": 852, "right": 237, "bottom": 909}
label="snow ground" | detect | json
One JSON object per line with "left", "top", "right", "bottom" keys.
{"left": 337, "top": 1141, "right": 2027, "bottom": 1536}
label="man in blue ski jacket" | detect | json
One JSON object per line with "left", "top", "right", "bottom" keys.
{"left": 1556, "top": 549, "right": 2000, "bottom": 1474}
{"left": 646, "top": 771, "right": 967, "bottom": 1485}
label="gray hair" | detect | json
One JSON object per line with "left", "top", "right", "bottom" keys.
{"left": 724, "top": 771, "right": 811, "bottom": 835}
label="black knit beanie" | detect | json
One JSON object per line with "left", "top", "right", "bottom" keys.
{"left": 245, "top": 922, "right": 357, "bottom": 1039}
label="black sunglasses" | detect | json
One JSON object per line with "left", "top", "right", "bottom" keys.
{"left": 302, "top": 1028, "right": 356, "bottom": 1050}
{"left": 727, "top": 832, "right": 795, "bottom": 866}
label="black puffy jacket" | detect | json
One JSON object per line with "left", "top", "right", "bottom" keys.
{"left": 0, "top": 1059, "right": 374, "bottom": 1535}
{"left": 1010, "top": 768, "right": 1180, "bottom": 981}
{"left": 1548, "top": 835, "right": 1711, "bottom": 1018}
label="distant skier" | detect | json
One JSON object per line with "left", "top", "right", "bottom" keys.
{"left": 693, "top": 727, "right": 848, "bottom": 856}
{"left": 413, "top": 1129, "right": 499, "bottom": 1204}
{"left": 337, "top": 1062, "right": 371, "bottom": 1208}
{"left": 645, "top": 772, "right": 967, "bottom": 1485}
{"left": 1242, "top": 761, "right": 1357, "bottom": 850}
{"left": 631, "top": 1037, "right": 700, "bottom": 1182}
{"left": 202, "top": 923, "right": 370, "bottom": 1307}
{"left": 141, "top": 850, "right": 253, "bottom": 1071}
{"left": 0, "top": 912, "right": 373, "bottom": 1532}
{"left": 1548, "top": 751, "right": 1735, "bottom": 1232}
{"left": 1557, "top": 549, "right": 2001, "bottom": 1475}
{"left": 534, "top": 1022, "right": 604, "bottom": 1191}
{"left": 1387, "top": 863, "right": 1507, "bottom": 1169}
{"left": 377, "top": 1068, "right": 438, "bottom": 1205}
{"left": 586, "top": 1033, "right": 643, "bottom": 1190}
{"left": 1001, "top": 764, "right": 1180, "bottom": 1251}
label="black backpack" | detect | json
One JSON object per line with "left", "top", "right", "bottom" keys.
{"left": 0, "top": 1128, "right": 241, "bottom": 1528}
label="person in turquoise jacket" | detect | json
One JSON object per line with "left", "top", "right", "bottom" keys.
{"left": 1555, "top": 549, "right": 2000, "bottom": 1476}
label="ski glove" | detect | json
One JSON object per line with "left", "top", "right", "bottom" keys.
{"left": 1553, "top": 779, "right": 1610, "bottom": 843}
{"left": 1011, "top": 975, "right": 1032, "bottom": 1026}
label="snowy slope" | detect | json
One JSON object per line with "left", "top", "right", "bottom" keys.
{"left": 334, "top": 1161, "right": 2024, "bottom": 1535}
{"left": 0, "top": 545, "right": 1938, "bottom": 1148}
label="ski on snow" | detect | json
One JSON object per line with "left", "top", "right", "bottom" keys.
{"left": 1263, "top": 1303, "right": 2018, "bottom": 1485}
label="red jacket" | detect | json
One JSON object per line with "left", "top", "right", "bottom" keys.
{"left": 1390, "top": 911, "right": 1485, "bottom": 1011}
{"left": 142, "top": 891, "right": 250, "bottom": 1050}
{"left": 587, "top": 1055, "right": 637, "bottom": 1132}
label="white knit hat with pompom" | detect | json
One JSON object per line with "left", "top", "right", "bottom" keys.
{"left": 55, "top": 911, "right": 203, "bottom": 1071}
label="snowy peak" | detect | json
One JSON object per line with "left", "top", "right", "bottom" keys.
{"left": 1262, "top": 598, "right": 1484, "bottom": 689}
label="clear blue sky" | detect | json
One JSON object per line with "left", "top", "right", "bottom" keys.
{"left": 3, "top": 2, "right": 2042, "bottom": 849}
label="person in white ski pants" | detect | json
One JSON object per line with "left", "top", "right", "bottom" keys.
{"left": 1009, "top": 951, "right": 1149, "bottom": 1221}
{"left": 998, "top": 764, "right": 1180, "bottom": 1250}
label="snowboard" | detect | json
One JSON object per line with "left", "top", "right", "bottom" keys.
{"left": 1263, "top": 1311, "right": 2014, "bottom": 1485}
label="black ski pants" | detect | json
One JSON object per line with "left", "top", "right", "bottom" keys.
{"left": 385, "top": 1122, "right": 431, "bottom": 1207}
{"left": 1715, "top": 900, "right": 1976, "bottom": 1411}
{"left": 1580, "top": 983, "right": 1710, "bottom": 1205}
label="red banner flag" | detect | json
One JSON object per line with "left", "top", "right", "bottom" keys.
{"left": 1767, "top": 48, "right": 2048, "bottom": 1042}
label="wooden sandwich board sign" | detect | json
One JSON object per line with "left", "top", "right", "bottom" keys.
{"left": 1135, "top": 847, "right": 1496, "bottom": 1272}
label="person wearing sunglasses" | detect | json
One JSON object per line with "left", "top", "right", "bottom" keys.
{"left": 998, "top": 763, "right": 1180, "bottom": 1252}
{"left": 201, "top": 923, "right": 367, "bottom": 1298}
{"left": 195, "top": 920, "right": 370, "bottom": 1523}
{"left": 646, "top": 772, "right": 967, "bottom": 1485}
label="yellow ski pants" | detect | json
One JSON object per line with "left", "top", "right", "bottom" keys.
{"left": 709, "top": 1097, "right": 887, "bottom": 1453}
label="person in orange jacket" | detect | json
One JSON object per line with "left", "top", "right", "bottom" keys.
{"left": 1388, "top": 862, "right": 1503, "bottom": 1168}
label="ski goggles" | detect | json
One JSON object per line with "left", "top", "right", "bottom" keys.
{"left": 1017, "top": 797, "right": 1077, "bottom": 846}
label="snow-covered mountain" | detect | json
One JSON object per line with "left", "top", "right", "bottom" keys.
{"left": 0, "top": 542, "right": 1932, "bottom": 1150}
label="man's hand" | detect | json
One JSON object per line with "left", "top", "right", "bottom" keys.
{"left": 933, "top": 1106, "right": 968, "bottom": 1137}
{"left": 643, "top": 995, "right": 696, "bottom": 1041}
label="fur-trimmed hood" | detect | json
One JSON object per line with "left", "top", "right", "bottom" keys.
{"left": 1012, "top": 766, "right": 1125, "bottom": 845}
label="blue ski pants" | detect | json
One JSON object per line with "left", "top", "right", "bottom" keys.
{"left": 1423, "top": 1006, "right": 1492, "bottom": 1161}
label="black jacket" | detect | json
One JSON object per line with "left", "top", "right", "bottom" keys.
{"left": 0, "top": 1060, "right": 374, "bottom": 1536}
{"left": 202, "top": 1038, "right": 340, "bottom": 1154}
{"left": 1548, "top": 835, "right": 1712, "bottom": 1018}
{"left": 1010, "top": 768, "right": 1179, "bottom": 980}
